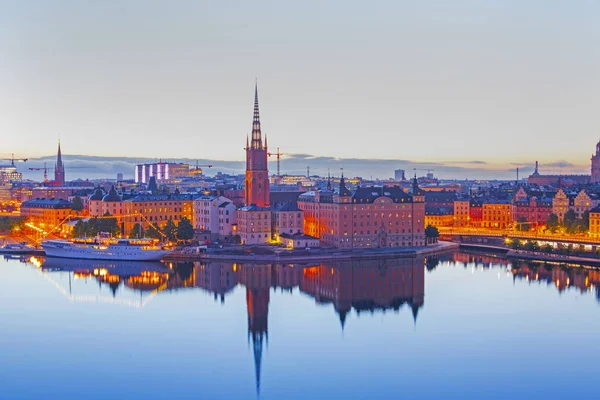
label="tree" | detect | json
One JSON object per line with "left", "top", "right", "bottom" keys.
{"left": 510, "top": 239, "right": 523, "bottom": 250}
{"left": 424, "top": 225, "right": 439, "bottom": 245}
{"left": 176, "top": 217, "right": 194, "bottom": 241}
{"left": 517, "top": 217, "right": 530, "bottom": 232}
{"left": 145, "top": 223, "right": 164, "bottom": 240}
{"left": 73, "top": 220, "right": 86, "bottom": 238}
{"left": 71, "top": 196, "right": 84, "bottom": 214}
{"left": 147, "top": 176, "right": 158, "bottom": 194}
{"left": 128, "top": 223, "right": 144, "bottom": 239}
{"left": 163, "top": 220, "right": 177, "bottom": 242}
{"left": 542, "top": 244, "right": 553, "bottom": 253}
{"left": 546, "top": 213, "right": 559, "bottom": 233}
{"left": 98, "top": 212, "right": 120, "bottom": 236}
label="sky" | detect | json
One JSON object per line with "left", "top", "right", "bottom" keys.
{"left": 2, "top": 0, "right": 600, "bottom": 179}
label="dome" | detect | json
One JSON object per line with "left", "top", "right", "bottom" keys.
{"left": 102, "top": 185, "right": 122, "bottom": 202}
{"left": 89, "top": 187, "right": 104, "bottom": 201}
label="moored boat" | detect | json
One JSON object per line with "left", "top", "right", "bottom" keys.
{"left": 0, "top": 241, "right": 41, "bottom": 255}
{"left": 41, "top": 236, "right": 172, "bottom": 261}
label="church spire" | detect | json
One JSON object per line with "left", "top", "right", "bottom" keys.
{"left": 251, "top": 80, "right": 263, "bottom": 149}
{"left": 55, "top": 138, "right": 65, "bottom": 185}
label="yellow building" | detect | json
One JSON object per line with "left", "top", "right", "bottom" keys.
{"left": 453, "top": 200, "right": 470, "bottom": 227}
{"left": 552, "top": 189, "right": 569, "bottom": 222}
{"left": 123, "top": 194, "right": 194, "bottom": 235}
{"left": 20, "top": 199, "right": 74, "bottom": 233}
{"left": 589, "top": 206, "right": 600, "bottom": 238}
{"left": 482, "top": 201, "right": 512, "bottom": 229}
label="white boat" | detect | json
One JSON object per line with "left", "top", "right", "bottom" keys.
{"left": 0, "top": 241, "right": 40, "bottom": 255}
{"left": 41, "top": 236, "right": 172, "bottom": 261}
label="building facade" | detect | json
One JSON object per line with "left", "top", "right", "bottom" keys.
{"left": 236, "top": 205, "right": 272, "bottom": 245}
{"left": 21, "top": 199, "right": 73, "bottom": 231}
{"left": 135, "top": 162, "right": 190, "bottom": 184}
{"left": 193, "top": 195, "right": 237, "bottom": 236}
{"left": 271, "top": 202, "right": 304, "bottom": 241}
{"left": 591, "top": 141, "right": 600, "bottom": 183}
{"left": 298, "top": 177, "right": 426, "bottom": 248}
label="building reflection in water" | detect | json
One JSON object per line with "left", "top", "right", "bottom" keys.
{"left": 33, "top": 252, "right": 600, "bottom": 395}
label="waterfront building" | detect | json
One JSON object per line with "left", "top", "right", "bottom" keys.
{"left": 280, "top": 233, "right": 320, "bottom": 249}
{"left": 55, "top": 141, "right": 65, "bottom": 185}
{"left": 135, "top": 162, "right": 190, "bottom": 184}
{"left": 424, "top": 206, "right": 454, "bottom": 228}
{"left": 123, "top": 193, "right": 194, "bottom": 235}
{"left": 589, "top": 206, "right": 600, "bottom": 238}
{"left": 512, "top": 187, "right": 553, "bottom": 228}
{"left": 245, "top": 83, "right": 270, "bottom": 208}
{"left": 21, "top": 198, "right": 73, "bottom": 231}
{"left": 271, "top": 202, "right": 303, "bottom": 241}
{"left": 468, "top": 199, "right": 483, "bottom": 228}
{"left": 298, "top": 177, "right": 426, "bottom": 248}
{"left": 453, "top": 199, "right": 470, "bottom": 227}
{"left": 481, "top": 200, "right": 512, "bottom": 229}
{"left": 193, "top": 195, "right": 237, "bottom": 236}
{"left": 236, "top": 205, "right": 272, "bottom": 245}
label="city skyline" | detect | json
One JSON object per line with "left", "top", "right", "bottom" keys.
{"left": 3, "top": 1, "right": 600, "bottom": 168}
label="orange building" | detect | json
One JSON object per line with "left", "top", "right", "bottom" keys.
{"left": 123, "top": 194, "right": 194, "bottom": 235}
{"left": 20, "top": 199, "right": 74, "bottom": 232}
{"left": 298, "top": 177, "right": 426, "bottom": 248}
{"left": 453, "top": 200, "right": 470, "bottom": 227}
{"left": 481, "top": 200, "right": 512, "bottom": 229}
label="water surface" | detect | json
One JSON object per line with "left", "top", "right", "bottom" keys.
{"left": 1, "top": 252, "right": 598, "bottom": 399}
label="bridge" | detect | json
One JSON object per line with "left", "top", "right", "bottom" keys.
{"left": 438, "top": 227, "right": 600, "bottom": 249}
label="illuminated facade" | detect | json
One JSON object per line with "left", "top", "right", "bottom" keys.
{"left": 552, "top": 189, "right": 569, "bottom": 222}
{"left": 244, "top": 83, "right": 270, "bottom": 208}
{"left": 481, "top": 200, "right": 512, "bottom": 229}
{"left": 0, "top": 165, "right": 22, "bottom": 185}
{"left": 135, "top": 162, "right": 190, "bottom": 184}
{"left": 453, "top": 200, "right": 470, "bottom": 227}
{"left": 21, "top": 199, "right": 73, "bottom": 231}
{"left": 590, "top": 206, "right": 600, "bottom": 238}
{"left": 123, "top": 194, "right": 194, "bottom": 235}
{"left": 298, "top": 177, "right": 426, "bottom": 248}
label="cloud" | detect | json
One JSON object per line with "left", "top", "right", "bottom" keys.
{"left": 543, "top": 161, "right": 576, "bottom": 168}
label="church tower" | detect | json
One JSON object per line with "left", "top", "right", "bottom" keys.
{"left": 245, "top": 82, "right": 270, "bottom": 207}
{"left": 591, "top": 140, "right": 600, "bottom": 183}
{"left": 54, "top": 140, "right": 65, "bottom": 185}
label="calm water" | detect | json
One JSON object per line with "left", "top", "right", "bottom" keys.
{"left": 1, "top": 252, "right": 599, "bottom": 400}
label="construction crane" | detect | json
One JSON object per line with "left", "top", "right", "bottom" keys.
{"left": 267, "top": 147, "right": 286, "bottom": 176}
{"left": 190, "top": 161, "right": 213, "bottom": 176}
{"left": 2, "top": 153, "right": 28, "bottom": 166}
{"left": 29, "top": 163, "right": 93, "bottom": 183}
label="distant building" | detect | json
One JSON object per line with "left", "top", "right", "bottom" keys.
{"left": 135, "top": 162, "right": 190, "bottom": 184}
{"left": 528, "top": 160, "right": 590, "bottom": 186}
{"left": 591, "top": 140, "right": 600, "bottom": 183}
{"left": 55, "top": 140, "right": 65, "bottom": 185}
{"left": 0, "top": 165, "right": 22, "bottom": 185}
{"left": 453, "top": 199, "right": 470, "bottom": 227}
{"left": 394, "top": 169, "right": 406, "bottom": 181}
